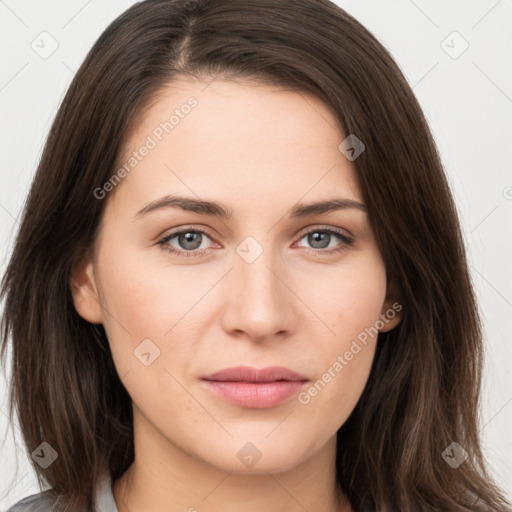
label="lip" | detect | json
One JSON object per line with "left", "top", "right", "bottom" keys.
{"left": 201, "top": 365, "right": 309, "bottom": 409}
{"left": 202, "top": 365, "right": 308, "bottom": 383}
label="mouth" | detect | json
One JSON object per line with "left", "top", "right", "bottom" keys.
{"left": 202, "top": 365, "right": 308, "bottom": 383}
{"left": 201, "top": 365, "right": 309, "bottom": 409}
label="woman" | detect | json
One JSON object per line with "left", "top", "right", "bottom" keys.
{"left": 1, "top": 0, "right": 510, "bottom": 511}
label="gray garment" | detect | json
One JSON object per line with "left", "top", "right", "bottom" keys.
{"left": 3, "top": 471, "right": 119, "bottom": 512}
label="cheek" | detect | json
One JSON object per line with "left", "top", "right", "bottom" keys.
{"left": 94, "top": 243, "right": 225, "bottom": 383}
{"left": 297, "top": 251, "right": 386, "bottom": 422}
{"left": 94, "top": 251, "right": 202, "bottom": 415}
{"left": 97, "top": 246, "right": 205, "bottom": 335}
{"left": 306, "top": 248, "right": 387, "bottom": 346}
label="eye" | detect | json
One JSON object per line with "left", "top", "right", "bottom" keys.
{"left": 157, "top": 227, "right": 217, "bottom": 258}
{"left": 294, "top": 225, "right": 353, "bottom": 255}
{"left": 157, "top": 225, "right": 353, "bottom": 258}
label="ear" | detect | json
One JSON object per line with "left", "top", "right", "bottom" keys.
{"left": 378, "top": 278, "right": 403, "bottom": 332}
{"left": 70, "top": 256, "right": 103, "bottom": 324}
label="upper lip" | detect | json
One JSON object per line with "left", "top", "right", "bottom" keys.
{"left": 202, "top": 365, "right": 308, "bottom": 383}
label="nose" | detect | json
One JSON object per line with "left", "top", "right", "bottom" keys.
{"left": 220, "top": 241, "right": 297, "bottom": 343}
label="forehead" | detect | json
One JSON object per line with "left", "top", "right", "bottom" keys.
{"left": 109, "top": 77, "right": 362, "bottom": 215}
{"left": 120, "top": 76, "right": 348, "bottom": 153}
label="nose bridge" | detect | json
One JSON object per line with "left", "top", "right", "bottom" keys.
{"left": 236, "top": 234, "right": 284, "bottom": 304}
{"left": 222, "top": 233, "right": 294, "bottom": 339}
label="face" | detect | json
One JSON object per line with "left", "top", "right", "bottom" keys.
{"left": 71, "top": 77, "right": 401, "bottom": 475}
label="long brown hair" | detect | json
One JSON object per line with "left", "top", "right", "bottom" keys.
{"left": 1, "top": 1, "right": 510, "bottom": 511}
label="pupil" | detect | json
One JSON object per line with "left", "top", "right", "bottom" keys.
{"left": 181, "top": 232, "right": 201, "bottom": 249}
{"left": 310, "top": 232, "right": 329, "bottom": 248}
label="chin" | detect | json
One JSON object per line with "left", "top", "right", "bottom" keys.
{"left": 200, "top": 440, "right": 308, "bottom": 475}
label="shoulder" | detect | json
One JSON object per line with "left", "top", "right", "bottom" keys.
{"left": 3, "top": 491, "right": 56, "bottom": 512}
{"left": 3, "top": 470, "right": 116, "bottom": 512}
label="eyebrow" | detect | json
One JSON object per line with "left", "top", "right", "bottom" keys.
{"left": 134, "top": 194, "right": 367, "bottom": 220}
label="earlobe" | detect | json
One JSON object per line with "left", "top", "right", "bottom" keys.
{"left": 378, "top": 300, "right": 403, "bottom": 332}
{"left": 70, "top": 258, "right": 103, "bottom": 324}
{"left": 379, "top": 279, "right": 403, "bottom": 332}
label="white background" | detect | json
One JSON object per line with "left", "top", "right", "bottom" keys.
{"left": 1, "top": 0, "right": 511, "bottom": 509}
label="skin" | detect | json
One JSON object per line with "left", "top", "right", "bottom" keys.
{"left": 71, "top": 77, "right": 402, "bottom": 512}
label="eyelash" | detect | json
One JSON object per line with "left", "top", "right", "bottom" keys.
{"left": 156, "top": 225, "right": 353, "bottom": 258}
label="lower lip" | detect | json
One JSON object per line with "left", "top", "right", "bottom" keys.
{"left": 201, "top": 380, "right": 309, "bottom": 408}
